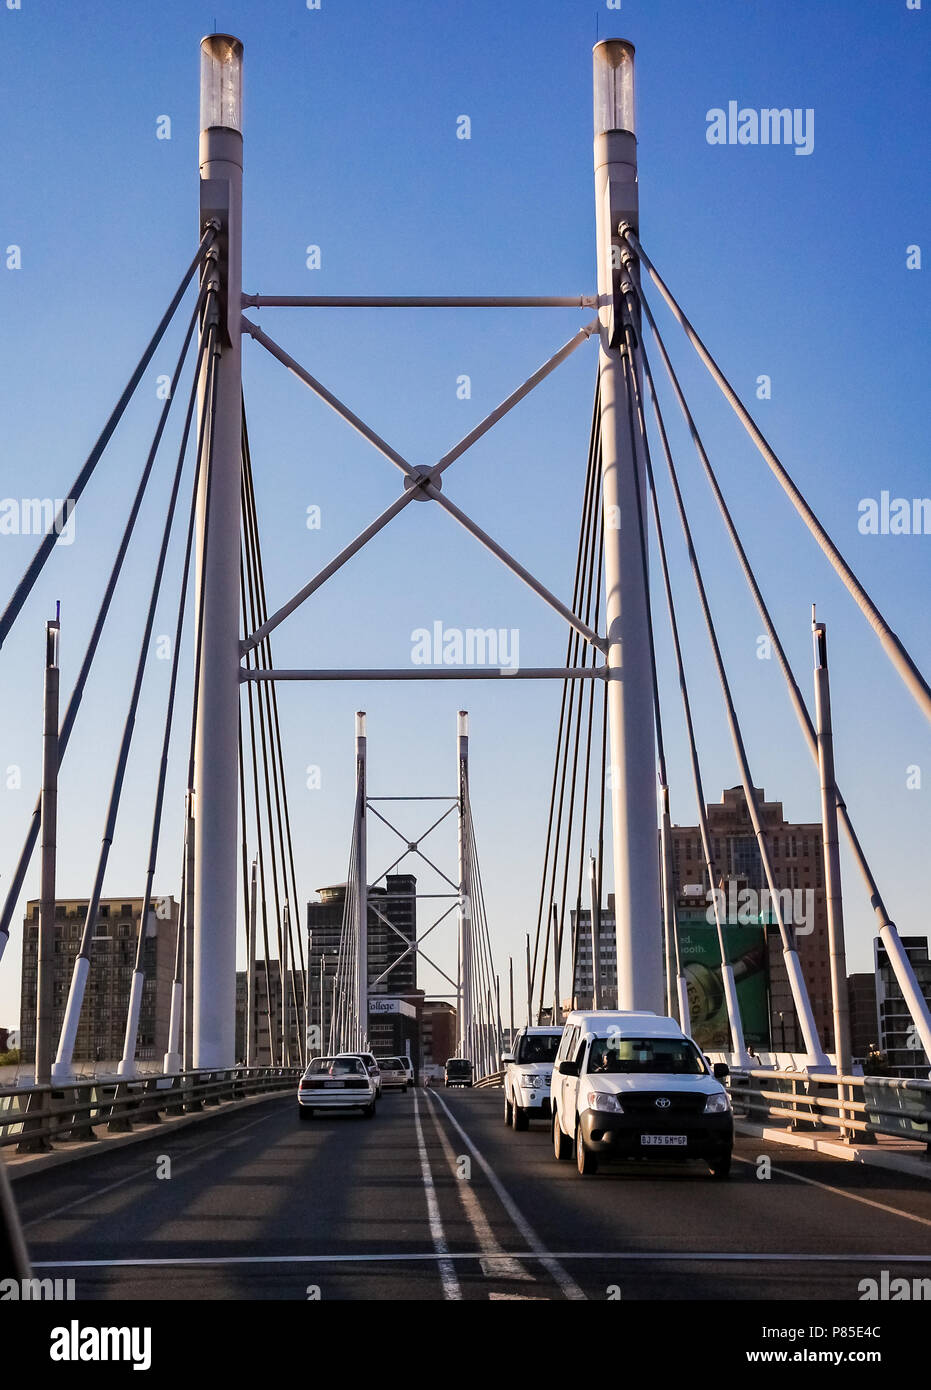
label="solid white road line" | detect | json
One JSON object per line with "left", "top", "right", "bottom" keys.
{"left": 425, "top": 1096, "right": 532, "bottom": 1282}
{"left": 733, "top": 1155, "right": 931, "bottom": 1230}
{"left": 426, "top": 1088, "right": 586, "bottom": 1301}
{"left": 32, "top": 1250, "right": 931, "bottom": 1269}
{"left": 412, "top": 1090, "right": 461, "bottom": 1300}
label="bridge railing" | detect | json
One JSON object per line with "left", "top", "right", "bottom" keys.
{"left": 728, "top": 1068, "right": 931, "bottom": 1150}
{"left": 0, "top": 1066, "right": 301, "bottom": 1154}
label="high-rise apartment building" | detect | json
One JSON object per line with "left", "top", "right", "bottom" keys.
{"left": 306, "top": 874, "right": 418, "bottom": 1050}
{"left": 19, "top": 897, "right": 177, "bottom": 1064}
{"left": 875, "top": 937, "right": 931, "bottom": 1078}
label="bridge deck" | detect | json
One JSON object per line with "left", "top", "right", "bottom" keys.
{"left": 13, "top": 1089, "right": 931, "bottom": 1302}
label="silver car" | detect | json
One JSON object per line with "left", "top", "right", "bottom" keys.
{"left": 298, "top": 1056, "right": 377, "bottom": 1119}
{"left": 376, "top": 1057, "right": 409, "bottom": 1092}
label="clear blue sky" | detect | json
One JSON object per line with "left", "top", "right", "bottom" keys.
{"left": 0, "top": 0, "right": 928, "bottom": 1031}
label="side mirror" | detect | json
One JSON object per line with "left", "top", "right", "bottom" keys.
{"left": 558, "top": 1059, "right": 580, "bottom": 1078}
{"left": 713, "top": 1062, "right": 730, "bottom": 1080}
{"left": 501, "top": 1052, "right": 514, "bottom": 1064}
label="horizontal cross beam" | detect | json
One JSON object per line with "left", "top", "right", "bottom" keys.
{"left": 242, "top": 294, "right": 598, "bottom": 309}
{"left": 240, "top": 667, "right": 606, "bottom": 681}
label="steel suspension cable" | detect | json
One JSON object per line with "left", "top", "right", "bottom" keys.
{"left": 618, "top": 226, "right": 931, "bottom": 727}
{"left": 0, "top": 228, "right": 218, "bottom": 650}
{"left": 531, "top": 387, "right": 603, "bottom": 1013}
{"left": 529, "top": 385, "right": 602, "bottom": 994}
{"left": 617, "top": 294, "right": 742, "bottom": 1050}
{"left": 631, "top": 280, "right": 827, "bottom": 1063}
{"left": 240, "top": 548, "right": 277, "bottom": 1063}
{"left": 568, "top": 444, "right": 604, "bottom": 1018}
{"left": 120, "top": 339, "right": 214, "bottom": 1072}
{"left": 0, "top": 280, "right": 214, "bottom": 950}
{"left": 239, "top": 473, "right": 288, "bottom": 1062}
{"left": 240, "top": 416, "right": 306, "bottom": 1060}
{"left": 562, "top": 430, "right": 604, "bottom": 1016}
{"left": 55, "top": 311, "right": 220, "bottom": 1073}
{"left": 621, "top": 255, "right": 931, "bottom": 1060}
{"left": 546, "top": 457, "right": 602, "bottom": 1022}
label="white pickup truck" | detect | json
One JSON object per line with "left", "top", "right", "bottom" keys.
{"left": 502, "top": 1026, "right": 563, "bottom": 1131}
{"left": 550, "top": 1010, "right": 733, "bottom": 1178}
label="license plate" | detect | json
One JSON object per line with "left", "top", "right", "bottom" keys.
{"left": 323, "top": 1080, "right": 344, "bottom": 1088}
{"left": 640, "top": 1134, "right": 687, "bottom": 1146}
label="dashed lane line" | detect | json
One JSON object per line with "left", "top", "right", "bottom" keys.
{"left": 424, "top": 1093, "right": 532, "bottom": 1282}
{"left": 426, "top": 1088, "right": 586, "bottom": 1301}
{"left": 411, "top": 1089, "right": 461, "bottom": 1300}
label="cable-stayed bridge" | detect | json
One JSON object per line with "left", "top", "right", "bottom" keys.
{"left": 0, "top": 35, "right": 929, "bottom": 1313}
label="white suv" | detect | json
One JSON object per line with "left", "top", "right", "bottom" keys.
{"left": 502, "top": 1026, "right": 563, "bottom": 1131}
{"left": 550, "top": 1011, "right": 732, "bottom": 1179}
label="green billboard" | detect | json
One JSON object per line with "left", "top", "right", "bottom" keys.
{"left": 676, "top": 924, "right": 770, "bottom": 1049}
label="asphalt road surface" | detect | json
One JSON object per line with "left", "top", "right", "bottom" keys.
{"left": 13, "top": 1087, "right": 931, "bottom": 1301}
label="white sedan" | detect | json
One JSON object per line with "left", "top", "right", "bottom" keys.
{"left": 298, "top": 1056, "right": 377, "bottom": 1119}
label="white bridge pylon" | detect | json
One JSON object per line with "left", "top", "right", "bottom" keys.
{"left": 190, "top": 31, "right": 667, "bottom": 1068}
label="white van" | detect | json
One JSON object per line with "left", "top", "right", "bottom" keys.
{"left": 502, "top": 1026, "right": 563, "bottom": 1130}
{"left": 550, "top": 1010, "right": 732, "bottom": 1179}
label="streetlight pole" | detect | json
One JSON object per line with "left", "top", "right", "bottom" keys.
{"left": 457, "top": 711, "right": 472, "bottom": 1058}
{"left": 193, "top": 34, "right": 243, "bottom": 1068}
{"left": 354, "top": 712, "right": 368, "bottom": 1051}
{"left": 812, "top": 614, "right": 852, "bottom": 1081}
{"left": 246, "top": 856, "right": 257, "bottom": 1066}
{"left": 35, "top": 609, "right": 60, "bottom": 1090}
{"left": 592, "top": 40, "right": 663, "bottom": 1014}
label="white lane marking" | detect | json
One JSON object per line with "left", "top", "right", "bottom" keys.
{"left": 425, "top": 1097, "right": 532, "bottom": 1281}
{"left": 426, "top": 1088, "right": 586, "bottom": 1301}
{"left": 412, "top": 1090, "right": 461, "bottom": 1300}
{"left": 489, "top": 1292, "right": 549, "bottom": 1300}
{"left": 32, "top": 1250, "right": 931, "bottom": 1269}
{"left": 733, "top": 1155, "right": 931, "bottom": 1230}
{"left": 22, "top": 1107, "right": 285, "bottom": 1230}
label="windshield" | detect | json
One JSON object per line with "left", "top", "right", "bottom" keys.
{"left": 587, "top": 1036, "right": 706, "bottom": 1075}
{"left": 377, "top": 1058, "right": 404, "bottom": 1069}
{"left": 515, "top": 1034, "right": 561, "bottom": 1064}
{"left": 305, "top": 1058, "right": 366, "bottom": 1078}
{"left": 446, "top": 1059, "right": 471, "bottom": 1073}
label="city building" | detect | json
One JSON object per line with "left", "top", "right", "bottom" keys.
{"left": 421, "top": 999, "right": 457, "bottom": 1069}
{"left": 306, "top": 874, "right": 419, "bottom": 1055}
{"left": 671, "top": 787, "right": 834, "bottom": 1053}
{"left": 875, "top": 937, "right": 931, "bottom": 1078}
{"left": 367, "top": 992, "right": 423, "bottom": 1066}
{"left": 19, "top": 897, "right": 177, "bottom": 1064}
{"left": 847, "top": 972, "right": 880, "bottom": 1064}
{"left": 569, "top": 896, "right": 619, "bottom": 1009}
{"left": 235, "top": 959, "right": 304, "bottom": 1066}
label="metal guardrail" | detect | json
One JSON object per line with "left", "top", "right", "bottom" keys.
{"left": 0, "top": 1066, "right": 301, "bottom": 1154}
{"left": 728, "top": 1068, "right": 931, "bottom": 1150}
{"left": 474, "top": 1071, "right": 504, "bottom": 1089}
